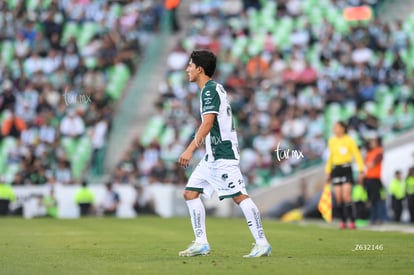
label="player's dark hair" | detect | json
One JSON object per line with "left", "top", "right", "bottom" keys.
{"left": 190, "top": 50, "right": 216, "bottom": 77}
{"left": 337, "top": 121, "right": 348, "bottom": 134}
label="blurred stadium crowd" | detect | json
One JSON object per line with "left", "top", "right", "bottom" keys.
{"left": 0, "top": 0, "right": 162, "bottom": 185}
{"left": 0, "top": 0, "right": 414, "bottom": 191}
{"left": 115, "top": 0, "right": 414, "bottom": 188}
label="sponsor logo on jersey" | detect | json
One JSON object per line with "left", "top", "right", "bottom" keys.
{"left": 203, "top": 105, "right": 216, "bottom": 111}
{"left": 204, "top": 97, "right": 212, "bottom": 105}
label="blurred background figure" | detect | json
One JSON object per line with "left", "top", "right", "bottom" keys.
{"left": 406, "top": 167, "right": 414, "bottom": 223}
{"left": 132, "top": 184, "right": 156, "bottom": 216}
{"left": 363, "top": 137, "right": 384, "bottom": 224}
{"left": 75, "top": 180, "right": 95, "bottom": 216}
{"left": 60, "top": 109, "right": 85, "bottom": 139}
{"left": 99, "top": 182, "right": 120, "bottom": 216}
{"left": 165, "top": 0, "right": 181, "bottom": 32}
{"left": 1, "top": 109, "right": 27, "bottom": 138}
{"left": 89, "top": 116, "right": 108, "bottom": 177}
{"left": 352, "top": 183, "right": 369, "bottom": 223}
{"left": 41, "top": 188, "right": 58, "bottom": 218}
{"left": 389, "top": 170, "right": 405, "bottom": 222}
{"left": 0, "top": 179, "right": 16, "bottom": 216}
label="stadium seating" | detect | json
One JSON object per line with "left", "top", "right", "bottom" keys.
{"left": 0, "top": 0, "right": 162, "bottom": 185}
{"left": 119, "top": 0, "right": 414, "bottom": 188}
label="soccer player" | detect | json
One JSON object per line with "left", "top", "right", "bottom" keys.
{"left": 325, "top": 121, "right": 364, "bottom": 229}
{"left": 178, "top": 50, "right": 272, "bottom": 258}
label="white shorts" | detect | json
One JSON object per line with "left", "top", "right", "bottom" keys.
{"left": 185, "top": 158, "right": 248, "bottom": 200}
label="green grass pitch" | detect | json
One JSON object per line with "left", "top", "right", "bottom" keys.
{"left": 0, "top": 217, "right": 412, "bottom": 275}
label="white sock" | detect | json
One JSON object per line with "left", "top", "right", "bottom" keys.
{"left": 186, "top": 198, "right": 208, "bottom": 244}
{"left": 239, "top": 198, "right": 269, "bottom": 246}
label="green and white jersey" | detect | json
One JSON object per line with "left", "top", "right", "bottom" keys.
{"left": 200, "top": 80, "right": 239, "bottom": 161}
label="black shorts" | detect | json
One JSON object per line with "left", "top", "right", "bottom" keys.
{"left": 363, "top": 178, "right": 382, "bottom": 202}
{"left": 331, "top": 164, "right": 354, "bottom": 185}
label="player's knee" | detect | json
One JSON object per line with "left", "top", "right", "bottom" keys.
{"left": 233, "top": 194, "right": 249, "bottom": 205}
{"left": 183, "top": 190, "right": 199, "bottom": 201}
{"left": 341, "top": 193, "right": 351, "bottom": 202}
{"left": 343, "top": 195, "right": 352, "bottom": 202}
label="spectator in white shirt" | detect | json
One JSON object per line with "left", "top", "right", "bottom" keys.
{"left": 42, "top": 49, "right": 62, "bottom": 75}
{"left": 24, "top": 51, "right": 44, "bottom": 76}
{"left": 42, "top": 83, "right": 60, "bottom": 108}
{"left": 352, "top": 42, "right": 373, "bottom": 64}
{"left": 253, "top": 129, "right": 276, "bottom": 156}
{"left": 39, "top": 120, "right": 56, "bottom": 144}
{"left": 15, "top": 32, "right": 30, "bottom": 59}
{"left": 16, "top": 82, "right": 39, "bottom": 111}
{"left": 91, "top": 116, "right": 107, "bottom": 150}
{"left": 167, "top": 44, "right": 188, "bottom": 72}
{"left": 20, "top": 123, "right": 39, "bottom": 146}
{"left": 16, "top": 102, "right": 37, "bottom": 123}
{"left": 90, "top": 116, "right": 108, "bottom": 176}
{"left": 392, "top": 20, "right": 408, "bottom": 51}
{"left": 54, "top": 158, "right": 72, "bottom": 185}
{"left": 60, "top": 109, "right": 85, "bottom": 138}
{"left": 100, "top": 182, "right": 120, "bottom": 216}
{"left": 281, "top": 109, "right": 306, "bottom": 139}
{"left": 287, "top": 0, "right": 302, "bottom": 16}
{"left": 291, "top": 28, "right": 310, "bottom": 47}
{"left": 63, "top": 45, "right": 79, "bottom": 72}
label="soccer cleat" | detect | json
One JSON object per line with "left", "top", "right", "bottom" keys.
{"left": 243, "top": 243, "right": 272, "bottom": 258}
{"left": 339, "top": 221, "right": 347, "bottom": 229}
{"left": 348, "top": 222, "right": 356, "bottom": 229}
{"left": 178, "top": 242, "right": 210, "bottom": 257}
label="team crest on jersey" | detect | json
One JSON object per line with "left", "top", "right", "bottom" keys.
{"left": 221, "top": 173, "right": 228, "bottom": 181}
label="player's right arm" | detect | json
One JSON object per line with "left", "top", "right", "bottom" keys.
{"left": 178, "top": 113, "right": 216, "bottom": 168}
{"left": 178, "top": 87, "right": 220, "bottom": 168}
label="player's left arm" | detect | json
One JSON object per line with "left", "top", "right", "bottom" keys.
{"left": 178, "top": 113, "right": 216, "bottom": 168}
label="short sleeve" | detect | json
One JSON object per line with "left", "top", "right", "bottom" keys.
{"left": 201, "top": 88, "right": 220, "bottom": 114}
